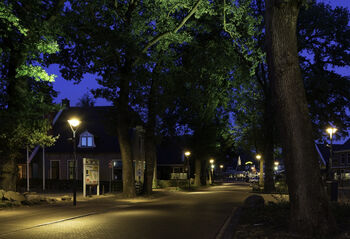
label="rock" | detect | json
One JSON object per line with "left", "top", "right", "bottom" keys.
{"left": 61, "top": 195, "right": 72, "bottom": 201}
{"left": 244, "top": 195, "right": 265, "bottom": 208}
{"left": 24, "top": 194, "right": 42, "bottom": 204}
{"left": 0, "top": 189, "right": 5, "bottom": 199}
{"left": 46, "top": 197, "right": 58, "bottom": 203}
{"left": 3, "top": 191, "right": 26, "bottom": 202}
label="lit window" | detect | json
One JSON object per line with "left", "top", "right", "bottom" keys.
{"left": 78, "top": 131, "right": 95, "bottom": 148}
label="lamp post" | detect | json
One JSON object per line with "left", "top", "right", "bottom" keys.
{"left": 68, "top": 118, "right": 81, "bottom": 206}
{"left": 274, "top": 161, "right": 279, "bottom": 172}
{"left": 326, "top": 127, "right": 338, "bottom": 201}
{"left": 326, "top": 127, "right": 337, "bottom": 179}
{"left": 256, "top": 154, "right": 264, "bottom": 187}
{"left": 184, "top": 151, "right": 191, "bottom": 189}
{"left": 209, "top": 159, "right": 214, "bottom": 184}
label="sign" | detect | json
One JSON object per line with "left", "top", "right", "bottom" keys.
{"left": 84, "top": 159, "right": 99, "bottom": 185}
{"left": 83, "top": 158, "right": 100, "bottom": 197}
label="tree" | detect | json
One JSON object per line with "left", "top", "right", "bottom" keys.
{"left": 77, "top": 93, "right": 95, "bottom": 107}
{"left": 53, "top": 0, "right": 214, "bottom": 197}
{"left": 0, "top": 1, "right": 63, "bottom": 190}
{"left": 298, "top": 2, "right": 350, "bottom": 139}
{"left": 264, "top": 0, "right": 336, "bottom": 236}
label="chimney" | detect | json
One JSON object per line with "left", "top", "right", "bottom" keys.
{"left": 61, "top": 98, "right": 70, "bottom": 108}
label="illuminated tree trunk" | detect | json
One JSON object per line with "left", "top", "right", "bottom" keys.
{"left": 194, "top": 158, "right": 201, "bottom": 186}
{"left": 265, "top": 0, "right": 336, "bottom": 236}
{"left": 144, "top": 78, "right": 157, "bottom": 195}
{"left": 117, "top": 74, "right": 136, "bottom": 198}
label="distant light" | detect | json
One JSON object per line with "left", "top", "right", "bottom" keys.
{"left": 184, "top": 151, "right": 191, "bottom": 156}
{"left": 256, "top": 154, "right": 262, "bottom": 160}
{"left": 209, "top": 159, "right": 214, "bottom": 164}
{"left": 274, "top": 166, "right": 278, "bottom": 171}
{"left": 68, "top": 118, "right": 81, "bottom": 127}
{"left": 211, "top": 164, "right": 215, "bottom": 169}
{"left": 220, "top": 164, "right": 224, "bottom": 169}
{"left": 274, "top": 161, "right": 279, "bottom": 166}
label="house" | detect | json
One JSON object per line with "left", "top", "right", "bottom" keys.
{"left": 18, "top": 102, "right": 145, "bottom": 191}
{"left": 316, "top": 139, "right": 350, "bottom": 180}
{"left": 156, "top": 137, "right": 188, "bottom": 180}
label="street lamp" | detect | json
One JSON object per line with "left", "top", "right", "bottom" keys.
{"left": 326, "top": 126, "right": 338, "bottom": 201}
{"left": 274, "top": 161, "right": 279, "bottom": 171}
{"left": 68, "top": 118, "right": 81, "bottom": 206}
{"left": 209, "top": 159, "right": 215, "bottom": 184}
{"left": 326, "top": 127, "right": 337, "bottom": 179}
{"left": 184, "top": 151, "right": 191, "bottom": 189}
{"left": 256, "top": 154, "right": 264, "bottom": 187}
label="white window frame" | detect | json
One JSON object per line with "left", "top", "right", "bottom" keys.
{"left": 78, "top": 131, "right": 96, "bottom": 148}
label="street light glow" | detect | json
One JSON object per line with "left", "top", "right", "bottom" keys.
{"left": 326, "top": 127, "right": 337, "bottom": 139}
{"left": 68, "top": 118, "right": 81, "bottom": 127}
{"left": 209, "top": 158, "right": 214, "bottom": 164}
{"left": 274, "top": 161, "right": 279, "bottom": 166}
{"left": 256, "top": 154, "right": 262, "bottom": 160}
{"left": 211, "top": 164, "right": 215, "bottom": 169}
{"left": 220, "top": 164, "right": 224, "bottom": 169}
{"left": 184, "top": 151, "right": 191, "bottom": 156}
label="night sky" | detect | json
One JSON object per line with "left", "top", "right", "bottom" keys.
{"left": 50, "top": 0, "right": 350, "bottom": 107}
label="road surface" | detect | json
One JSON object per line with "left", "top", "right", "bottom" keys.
{"left": 0, "top": 183, "right": 251, "bottom": 239}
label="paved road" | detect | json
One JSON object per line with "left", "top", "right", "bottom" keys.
{"left": 0, "top": 183, "right": 251, "bottom": 239}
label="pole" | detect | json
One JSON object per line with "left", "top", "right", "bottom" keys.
{"left": 27, "top": 146, "right": 29, "bottom": 192}
{"left": 109, "top": 161, "right": 112, "bottom": 193}
{"left": 329, "top": 135, "right": 333, "bottom": 179}
{"left": 259, "top": 159, "right": 264, "bottom": 187}
{"left": 186, "top": 156, "right": 190, "bottom": 190}
{"left": 73, "top": 131, "right": 77, "bottom": 206}
{"left": 43, "top": 146, "right": 45, "bottom": 191}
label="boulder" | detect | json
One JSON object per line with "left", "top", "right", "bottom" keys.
{"left": 243, "top": 195, "right": 265, "bottom": 209}
{"left": 4, "top": 191, "right": 25, "bottom": 202}
{"left": 61, "top": 195, "right": 72, "bottom": 201}
{"left": 0, "top": 189, "right": 5, "bottom": 200}
{"left": 24, "top": 194, "right": 42, "bottom": 204}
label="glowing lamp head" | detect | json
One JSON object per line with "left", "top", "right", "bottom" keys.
{"left": 256, "top": 154, "right": 262, "bottom": 160}
{"left": 326, "top": 127, "right": 337, "bottom": 135}
{"left": 220, "top": 164, "right": 224, "bottom": 169}
{"left": 274, "top": 161, "right": 279, "bottom": 166}
{"left": 184, "top": 151, "right": 191, "bottom": 157}
{"left": 68, "top": 118, "right": 81, "bottom": 128}
{"left": 211, "top": 164, "right": 215, "bottom": 169}
{"left": 209, "top": 159, "right": 214, "bottom": 164}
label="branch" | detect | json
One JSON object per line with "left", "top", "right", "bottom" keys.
{"left": 141, "top": 0, "right": 202, "bottom": 54}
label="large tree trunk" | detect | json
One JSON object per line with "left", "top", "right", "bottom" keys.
{"left": 194, "top": 157, "right": 201, "bottom": 186}
{"left": 144, "top": 78, "right": 157, "bottom": 195}
{"left": 262, "top": 93, "right": 275, "bottom": 192}
{"left": 265, "top": 0, "right": 336, "bottom": 236}
{"left": 117, "top": 75, "right": 136, "bottom": 198}
{"left": 0, "top": 156, "right": 17, "bottom": 191}
{"left": 0, "top": 50, "right": 27, "bottom": 190}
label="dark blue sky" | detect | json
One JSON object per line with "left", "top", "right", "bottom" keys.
{"left": 50, "top": 0, "right": 350, "bottom": 107}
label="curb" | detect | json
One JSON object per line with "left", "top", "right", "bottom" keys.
{"left": 216, "top": 206, "right": 243, "bottom": 239}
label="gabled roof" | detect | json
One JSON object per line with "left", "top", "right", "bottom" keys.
{"left": 47, "top": 106, "right": 120, "bottom": 153}
{"left": 315, "top": 141, "right": 348, "bottom": 165}
{"left": 157, "top": 137, "right": 187, "bottom": 165}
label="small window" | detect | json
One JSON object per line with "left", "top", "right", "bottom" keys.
{"left": 341, "top": 154, "right": 346, "bottom": 165}
{"left": 78, "top": 131, "right": 95, "bottom": 148}
{"left": 68, "top": 160, "right": 75, "bottom": 180}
